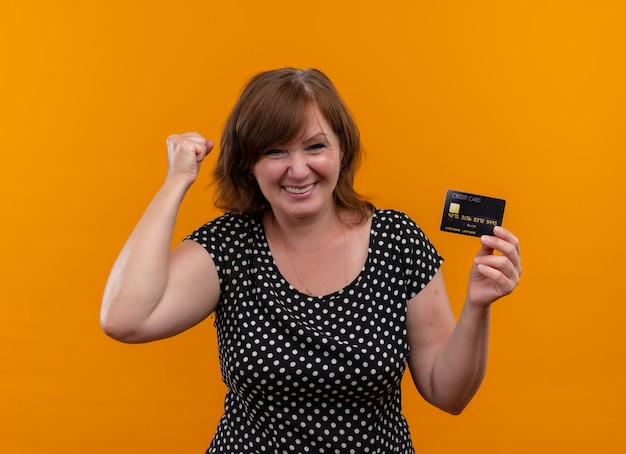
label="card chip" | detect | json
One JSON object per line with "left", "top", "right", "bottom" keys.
{"left": 448, "top": 202, "right": 460, "bottom": 214}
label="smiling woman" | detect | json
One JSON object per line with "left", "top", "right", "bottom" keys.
{"left": 100, "top": 67, "right": 521, "bottom": 453}
{"left": 214, "top": 68, "right": 371, "bottom": 222}
{"left": 251, "top": 106, "right": 343, "bottom": 222}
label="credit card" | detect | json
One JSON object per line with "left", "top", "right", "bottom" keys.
{"left": 440, "top": 189, "right": 506, "bottom": 237}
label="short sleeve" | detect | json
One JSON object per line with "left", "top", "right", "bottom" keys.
{"left": 187, "top": 211, "right": 257, "bottom": 282}
{"left": 374, "top": 210, "right": 443, "bottom": 300}
{"left": 184, "top": 216, "right": 230, "bottom": 289}
{"left": 401, "top": 213, "right": 442, "bottom": 299}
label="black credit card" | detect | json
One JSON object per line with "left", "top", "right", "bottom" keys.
{"left": 440, "top": 189, "right": 506, "bottom": 237}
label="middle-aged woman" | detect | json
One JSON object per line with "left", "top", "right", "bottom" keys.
{"left": 101, "top": 68, "right": 522, "bottom": 453}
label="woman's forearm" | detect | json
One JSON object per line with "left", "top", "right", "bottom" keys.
{"left": 430, "top": 301, "right": 491, "bottom": 414}
{"left": 100, "top": 177, "right": 190, "bottom": 338}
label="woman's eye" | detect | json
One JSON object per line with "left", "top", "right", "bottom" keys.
{"left": 264, "top": 149, "right": 286, "bottom": 156}
{"left": 306, "top": 143, "right": 326, "bottom": 152}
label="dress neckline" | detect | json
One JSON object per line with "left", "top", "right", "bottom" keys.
{"left": 257, "top": 209, "right": 379, "bottom": 299}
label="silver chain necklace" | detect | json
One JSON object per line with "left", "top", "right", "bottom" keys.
{"left": 271, "top": 215, "right": 348, "bottom": 296}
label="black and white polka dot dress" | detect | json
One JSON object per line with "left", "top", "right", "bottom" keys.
{"left": 187, "top": 209, "right": 443, "bottom": 454}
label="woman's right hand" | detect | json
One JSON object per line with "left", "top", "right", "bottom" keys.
{"left": 166, "top": 132, "right": 214, "bottom": 186}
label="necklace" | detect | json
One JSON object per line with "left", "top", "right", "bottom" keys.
{"left": 271, "top": 215, "right": 348, "bottom": 296}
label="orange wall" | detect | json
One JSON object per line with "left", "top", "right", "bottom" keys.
{"left": 1, "top": 1, "right": 624, "bottom": 453}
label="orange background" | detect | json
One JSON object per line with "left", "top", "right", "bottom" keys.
{"left": 1, "top": 1, "right": 624, "bottom": 453}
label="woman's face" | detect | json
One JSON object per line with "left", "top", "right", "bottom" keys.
{"left": 252, "top": 104, "right": 342, "bottom": 221}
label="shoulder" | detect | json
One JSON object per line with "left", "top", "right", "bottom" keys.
{"left": 372, "top": 209, "right": 423, "bottom": 235}
{"left": 373, "top": 208, "right": 412, "bottom": 223}
{"left": 373, "top": 209, "right": 441, "bottom": 255}
{"left": 186, "top": 212, "right": 262, "bottom": 248}
{"left": 189, "top": 212, "right": 259, "bottom": 235}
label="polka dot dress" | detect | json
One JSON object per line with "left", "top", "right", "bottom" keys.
{"left": 187, "top": 209, "right": 443, "bottom": 454}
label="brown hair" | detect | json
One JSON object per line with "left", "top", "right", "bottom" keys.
{"left": 213, "top": 68, "right": 373, "bottom": 223}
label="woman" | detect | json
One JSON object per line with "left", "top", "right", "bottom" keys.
{"left": 101, "top": 68, "right": 522, "bottom": 453}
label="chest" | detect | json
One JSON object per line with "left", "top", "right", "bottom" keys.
{"left": 268, "top": 219, "right": 371, "bottom": 298}
{"left": 214, "top": 256, "right": 411, "bottom": 403}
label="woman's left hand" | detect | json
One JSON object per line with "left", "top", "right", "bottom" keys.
{"left": 467, "top": 226, "right": 522, "bottom": 308}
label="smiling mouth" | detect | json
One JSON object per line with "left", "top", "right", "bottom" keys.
{"left": 283, "top": 183, "right": 315, "bottom": 194}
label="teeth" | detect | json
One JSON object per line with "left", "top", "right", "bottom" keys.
{"left": 284, "top": 184, "right": 314, "bottom": 194}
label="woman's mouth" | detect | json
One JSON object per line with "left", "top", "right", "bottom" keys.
{"left": 283, "top": 183, "right": 315, "bottom": 194}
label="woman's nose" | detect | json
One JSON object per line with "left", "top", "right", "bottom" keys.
{"left": 287, "top": 152, "right": 309, "bottom": 179}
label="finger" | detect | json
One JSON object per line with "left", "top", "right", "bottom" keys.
{"left": 493, "top": 226, "right": 520, "bottom": 256}
{"left": 190, "top": 141, "right": 213, "bottom": 162}
{"left": 176, "top": 135, "right": 206, "bottom": 154}
{"left": 196, "top": 140, "right": 214, "bottom": 162}
{"left": 475, "top": 239, "right": 495, "bottom": 259}
{"left": 477, "top": 235, "right": 522, "bottom": 280}
{"left": 475, "top": 254, "right": 519, "bottom": 282}
{"left": 480, "top": 233, "right": 520, "bottom": 263}
{"left": 475, "top": 263, "right": 518, "bottom": 296}
{"left": 168, "top": 133, "right": 206, "bottom": 150}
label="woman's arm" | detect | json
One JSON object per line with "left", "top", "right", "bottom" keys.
{"left": 406, "top": 226, "right": 521, "bottom": 414}
{"left": 100, "top": 133, "right": 219, "bottom": 343}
